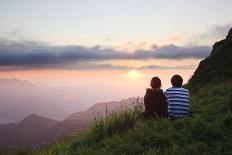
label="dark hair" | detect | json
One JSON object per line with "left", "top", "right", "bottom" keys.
{"left": 171, "top": 75, "right": 183, "bottom": 87}
{"left": 150, "top": 76, "right": 161, "bottom": 89}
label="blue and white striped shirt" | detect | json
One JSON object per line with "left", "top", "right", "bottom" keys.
{"left": 165, "top": 87, "right": 190, "bottom": 118}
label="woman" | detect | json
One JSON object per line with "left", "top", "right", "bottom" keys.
{"left": 143, "top": 76, "right": 168, "bottom": 118}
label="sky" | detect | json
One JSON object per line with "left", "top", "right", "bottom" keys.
{"left": 0, "top": 0, "right": 231, "bottom": 96}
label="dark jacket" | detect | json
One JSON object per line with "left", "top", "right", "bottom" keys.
{"left": 144, "top": 88, "right": 168, "bottom": 118}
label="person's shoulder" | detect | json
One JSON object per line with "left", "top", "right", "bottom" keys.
{"left": 166, "top": 87, "right": 172, "bottom": 91}
{"left": 146, "top": 88, "right": 154, "bottom": 96}
{"left": 181, "top": 87, "right": 189, "bottom": 94}
{"left": 166, "top": 87, "right": 179, "bottom": 91}
{"left": 166, "top": 87, "right": 189, "bottom": 93}
{"left": 146, "top": 88, "right": 152, "bottom": 93}
{"left": 146, "top": 88, "right": 164, "bottom": 95}
{"left": 165, "top": 87, "right": 172, "bottom": 94}
{"left": 182, "top": 88, "right": 189, "bottom": 92}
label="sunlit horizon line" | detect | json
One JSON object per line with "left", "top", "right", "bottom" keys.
{"left": 0, "top": 64, "right": 197, "bottom": 73}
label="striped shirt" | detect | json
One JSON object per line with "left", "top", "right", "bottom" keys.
{"left": 164, "top": 87, "right": 190, "bottom": 118}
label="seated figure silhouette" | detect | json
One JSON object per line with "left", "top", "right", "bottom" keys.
{"left": 143, "top": 76, "right": 168, "bottom": 118}
{"left": 165, "top": 75, "right": 190, "bottom": 118}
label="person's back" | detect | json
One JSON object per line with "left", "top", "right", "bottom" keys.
{"left": 144, "top": 76, "right": 168, "bottom": 118}
{"left": 165, "top": 75, "right": 190, "bottom": 118}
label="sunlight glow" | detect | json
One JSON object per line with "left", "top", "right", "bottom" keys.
{"left": 127, "top": 69, "right": 143, "bottom": 79}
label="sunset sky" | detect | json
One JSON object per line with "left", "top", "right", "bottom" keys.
{"left": 0, "top": 0, "right": 231, "bottom": 93}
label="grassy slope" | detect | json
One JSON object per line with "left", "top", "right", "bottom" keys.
{"left": 3, "top": 79, "right": 231, "bottom": 155}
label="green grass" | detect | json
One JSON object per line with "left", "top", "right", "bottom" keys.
{"left": 2, "top": 80, "right": 232, "bottom": 155}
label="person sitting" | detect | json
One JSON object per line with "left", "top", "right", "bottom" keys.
{"left": 143, "top": 76, "right": 168, "bottom": 118}
{"left": 165, "top": 75, "right": 190, "bottom": 118}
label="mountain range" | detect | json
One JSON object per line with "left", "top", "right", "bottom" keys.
{"left": 0, "top": 78, "right": 143, "bottom": 125}
{"left": 0, "top": 97, "right": 142, "bottom": 149}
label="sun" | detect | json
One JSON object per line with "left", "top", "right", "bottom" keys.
{"left": 127, "top": 69, "right": 143, "bottom": 79}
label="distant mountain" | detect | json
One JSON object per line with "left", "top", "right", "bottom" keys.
{"left": 66, "top": 98, "right": 143, "bottom": 121}
{"left": 188, "top": 27, "right": 232, "bottom": 89}
{"left": 0, "top": 78, "right": 144, "bottom": 125}
{"left": 0, "top": 78, "right": 69, "bottom": 124}
{"left": 0, "top": 114, "right": 58, "bottom": 149}
{"left": 0, "top": 114, "right": 88, "bottom": 149}
{"left": 0, "top": 97, "right": 143, "bottom": 149}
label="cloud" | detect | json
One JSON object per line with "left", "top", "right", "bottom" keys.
{"left": 0, "top": 40, "right": 211, "bottom": 70}
{"left": 147, "top": 44, "right": 211, "bottom": 59}
{"left": 137, "top": 65, "right": 197, "bottom": 70}
{"left": 0, "top": 63, "right": 196, "bottom": 71}
{"left": 60, "top": 62, "right": 131, "bottom": 70}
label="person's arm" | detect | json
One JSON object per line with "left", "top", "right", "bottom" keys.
{"left": 187, "top": 89, "right": 191, "bottom": 116}
{"left": 144, "top": 89, "right": 152, "bottom": 106}
{"left": 161, "top": 93, "right": 169, "bottom": 117}
{"left": 144, "top": 89, "right": 153, "bottom": 115}
{"left": 164, "top": 90, "right": 169, "bottom": 103}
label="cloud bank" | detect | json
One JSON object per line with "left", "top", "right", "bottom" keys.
{"left": 0, "top": 40, "right": 210, "bottom": 70}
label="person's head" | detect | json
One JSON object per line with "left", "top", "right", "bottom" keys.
{"left": 171, "top": 75, "right": 183, "bottom": 87}
{"left": 150, "top": 76, "right": 161, "bottom": 89}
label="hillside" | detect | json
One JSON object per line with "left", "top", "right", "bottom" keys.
{"left": 1, "top": 27, "right": 232, "bottom": 154}
{"left": 188, "top": 27, "right": 232, "bottom": 91}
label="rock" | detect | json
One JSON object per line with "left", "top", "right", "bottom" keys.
{"left": 226, "top": 28, "right": 232, "bottom": 40}
{"left": 188, "top": 27, "right": 232, "bottom": 87}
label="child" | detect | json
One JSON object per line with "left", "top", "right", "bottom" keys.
{"left": 165, "top": 75, "right": 190, "bottom": 118}
{"left": 144, "top": 76, "right": 168, "bottom": 118}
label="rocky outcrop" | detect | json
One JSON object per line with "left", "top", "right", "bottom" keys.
{"left": 188, "top": 27, "right": 232, "bottom": 88}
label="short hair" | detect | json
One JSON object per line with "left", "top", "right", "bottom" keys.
{"left": 150, "top": 76, "right": 161, "bottom": 89}
{"left": 171, "top": 75, "right": 183, "bottom": 87}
